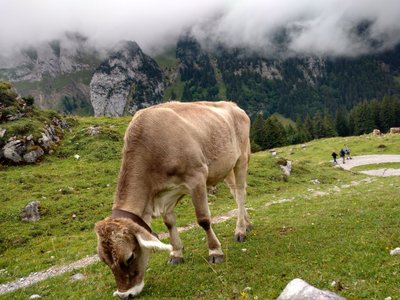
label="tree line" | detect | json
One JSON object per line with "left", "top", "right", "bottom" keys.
{"left": 251, "top": 94, "right": 400, "bottom": 151}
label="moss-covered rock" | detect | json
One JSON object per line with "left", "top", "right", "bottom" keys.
{"left": 0, "top": 82, "right": 70, "bottom": 164}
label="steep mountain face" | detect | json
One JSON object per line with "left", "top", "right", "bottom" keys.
{"left": 0, "top": 33, "right": 101, "bottom": 114}
{"left": 90, "top": 41, "right": 164, "bottom": 116}
{"left": 0, "top": 34, "right": 90, "bottom": 82}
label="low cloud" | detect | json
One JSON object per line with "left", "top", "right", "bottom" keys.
{"left": 1, "top": 0, "right": 399, "bottom": 57}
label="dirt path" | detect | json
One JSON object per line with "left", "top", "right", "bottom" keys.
{"left": 336, "top": 154, "right": 400, "bottom": 176}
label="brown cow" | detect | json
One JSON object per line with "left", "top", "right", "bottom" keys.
{"left": 95, "top": 101, "right": 251, "bottom": 298}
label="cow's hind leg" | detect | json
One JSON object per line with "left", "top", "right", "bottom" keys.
{"left": 163, "top": 212, "right": 184, "bottom": 264}
{"left": 229, "top": 158, "right": 251, "bottom": 242}
{"left": 190, "top": 174, "right": 224, "bottom": 263}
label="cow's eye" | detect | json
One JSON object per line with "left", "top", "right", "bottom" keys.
{"left": 125, "top": 253, "right": 135, "bottom": 266}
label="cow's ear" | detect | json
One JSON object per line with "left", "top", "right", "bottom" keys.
{"left": 131, "top": 225, "right": 172, "bottom": 252}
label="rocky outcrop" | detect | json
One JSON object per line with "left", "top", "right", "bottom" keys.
{"left": 90, "top": 41, "right": 164, "bottom": 116}
{"left": 0, "top": 117, "right": 69, "bottom": 164}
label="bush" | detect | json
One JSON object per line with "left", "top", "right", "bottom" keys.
{"left": 22, "top": 95, "right": 35, "bottom": 106}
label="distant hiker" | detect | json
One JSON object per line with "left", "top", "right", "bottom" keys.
{"left": 339, "top": 148, "right": 346, "bottom": 163}
{"left": 344, "top": 144, "right": 352, "bottom": 160}
{"left": 331, "top": 150, "right": 338, "bottom": 164}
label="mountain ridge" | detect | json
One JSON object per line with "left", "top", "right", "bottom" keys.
{"left": 1, "top": 35, "right": 399, "bottom": 119}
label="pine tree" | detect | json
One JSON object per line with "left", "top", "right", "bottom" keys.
{"left": 379, "top": 95, "right": 394, "bottom": 133}
{"left": 264, "top": 116, "right": 287, "bottom": 149}
{"left": 303, "top": 115, "right": 314, "bottom": 140}
{"left": 323, "top": 113, "right": 337, "bottom": 137}
{"left": 295, "top": 117, "right": 311, "bottom": 143}
{"left": 312, "top": 111, "right": 324, "bottom": 139}
{"left": 349, "top": 101, "right": 375, "bottom": 135}
{"left": 393, "top": 95, "right": 400, "bottom": 127}
{"left": 250, "top": 113, "right": 268, "bottom": 150}
{"left": 285, "top": 124, "right": 298, "bottom": 145}
{"left": 335, "top": 108, "right": 350, "bottom": 136}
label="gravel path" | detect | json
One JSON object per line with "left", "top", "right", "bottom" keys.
{"left": 336, "top": 154, "right": 400, "bottom": 176}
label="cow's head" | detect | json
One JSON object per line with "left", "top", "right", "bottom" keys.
{"left": 95, "top": 218, "right": 172, "bottom": 298}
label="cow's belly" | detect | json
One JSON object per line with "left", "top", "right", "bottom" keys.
{"left": 152, "top": 184, "right": 189, "bottom": 218}
{"left": 206, "top": 152, "right": 239, "bottom": 186}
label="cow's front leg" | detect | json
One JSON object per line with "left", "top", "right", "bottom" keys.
{"left": 190, "top": 179, "right": 224, "bottom": 263}
{"left": 163, "top": 212, "right": 184, "bottom": 265}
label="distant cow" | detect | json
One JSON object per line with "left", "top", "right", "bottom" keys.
{"left": 390, "top": 127, "right": 400, "bottom": 134}
{"left": 372, "top": 129, "right": 381, "bottom": 136}
{"left": 95, "top": 101, "right": 251, "bottom": 298}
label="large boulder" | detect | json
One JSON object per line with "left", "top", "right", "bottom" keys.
{"left": 2, "top": 140, "right": 26, "bottom": 163}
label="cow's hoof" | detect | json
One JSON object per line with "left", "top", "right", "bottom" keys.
{"left": 235, "top": 234, "right": 246, "bottom": 242}
{"left": 168, "top": 256, "right": 184, "bottom": 265}
{"left": 208, "top": 254, "right": 224, "bottom": 263}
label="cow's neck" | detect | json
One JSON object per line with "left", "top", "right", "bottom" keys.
{"left": 112, "top": 168, "right": 151, "bottom": 224}
{"left": 111, "top": 208, "right": 153, "bottom": 234}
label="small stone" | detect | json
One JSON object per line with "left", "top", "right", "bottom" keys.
{"left": 280, "top": 161, "right": 292, "bottom": 176}
{"left": 71, "top": 273, "right": 86, "bottom": 281}
{"left": 21, "top": 201, "right": 41, "bottom": 222}
{"left": 390, "top": 247, "right": 400, "bottom": 255}
{"left": 29, "top": 295, "right": 42, "bottom": 299}
{"left": 72, "top": 214, "right": 77, "bottom": 219}
{"left": 23, "top": 147, "right": 44, "bottom": 163}
{"left": 74, "top": 154, "right": 80, "bottom": 160}
{"left": 0, "top": 128, "right": 6, "bottom": 138}
{"left": 86, "top": 126, "right": 102, "bottom": 136}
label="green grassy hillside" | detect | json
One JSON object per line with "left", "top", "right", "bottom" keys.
{"left": 0, "top": 116, "right": 399, "bottom": 299}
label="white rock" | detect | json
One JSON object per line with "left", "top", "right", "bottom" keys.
{"left": 390, "top": 247, "right": 400, "bottom": 255}
{"left": 277, "top": 278, "right": 345, "bottom": 300}
{"left": 0, "top": 128, "right": 6, "bottom": 138}
{"left": 29, "top": 295, "right": 42, "bottom": 299}
{"left": 280, "top": 161, "right": 292, "bottom": 176}
{"left": 310, "top": 179, "right": 320, "bottom": 185}
{"left": 71, "top": 273, "right": 86, "bottom": 281}
{"left": 74, "top": 154, "right": 80, "bottom": 160}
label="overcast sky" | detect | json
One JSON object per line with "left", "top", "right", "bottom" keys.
{"left": 1, "top": 0, "right": 400, "bottom": 57}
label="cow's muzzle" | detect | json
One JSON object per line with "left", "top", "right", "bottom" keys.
{"left": 113, "top": 281, "right": 144, "bottom": 299}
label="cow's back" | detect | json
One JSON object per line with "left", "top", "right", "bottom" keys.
{"left": 123, "top": 101, "right": 250, "bottom": 186}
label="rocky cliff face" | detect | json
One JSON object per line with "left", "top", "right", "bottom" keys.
{"left": 0, "top": 33, "right": 101, "bottom": 114}
{"left": 0, "top": 33, "right": 97, "bottom": 82}
{"left": 90, "top": 41, "right": 164, "bottom": 116}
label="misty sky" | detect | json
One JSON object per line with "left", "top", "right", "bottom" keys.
{"left": 1, "top": 0, "right": 400, "bottom": 57}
